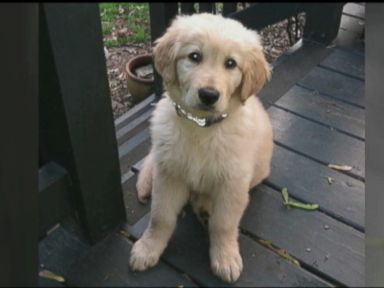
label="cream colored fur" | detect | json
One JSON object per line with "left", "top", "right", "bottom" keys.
{"left": 130, "top": 13, "right": 273, "bottom": 283}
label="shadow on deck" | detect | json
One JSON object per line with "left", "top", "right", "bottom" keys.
{"left": 39, "top": 3, "right": 365, "bottom": 287}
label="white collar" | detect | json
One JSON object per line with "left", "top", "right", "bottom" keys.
{"left": 169, "top": 99, "right": 228, "bottom": 128}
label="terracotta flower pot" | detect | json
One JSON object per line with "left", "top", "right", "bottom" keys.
{"left": 126, "top": 54, "right": 154, "bottom": 104}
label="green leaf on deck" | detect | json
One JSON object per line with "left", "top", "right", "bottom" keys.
{"left": 282, "top": 187, "right": 289, "bottom": 204}
{"left": 286, "top": 201, "right": 319, "bottom": 210}
{"left": 281, "top": 187, "right": 319, "bottom": 211}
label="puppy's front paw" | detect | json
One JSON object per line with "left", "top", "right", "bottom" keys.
{"left": 210, "top": 246, "right": 243, "bottom": 283}
{"left": 129, "top": 239, "right": 160, "bottom": 271}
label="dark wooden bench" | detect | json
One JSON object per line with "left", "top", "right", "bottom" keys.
{"left": 1, "top": 2, "right": 365, "bottom": 287}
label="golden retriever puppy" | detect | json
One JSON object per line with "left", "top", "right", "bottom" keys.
{"left": 129, "top": 13, "right": 273, "bottom": 283}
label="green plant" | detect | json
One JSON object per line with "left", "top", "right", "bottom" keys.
{"left": 99, "top": 3, "right": 151, "bottom": 47}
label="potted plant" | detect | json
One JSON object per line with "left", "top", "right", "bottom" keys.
{"left": 125, "top": 53, "right": 154, "bottom": 104}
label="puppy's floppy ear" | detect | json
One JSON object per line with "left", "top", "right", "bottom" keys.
{"left": 240, "top": 45, "right": 271, "bottom": 102}
{"left": 153, "top": 19, "right": 180, "bottom": 86}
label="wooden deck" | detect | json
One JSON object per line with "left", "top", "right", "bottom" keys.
{"left": 39, "top": 3, "right": 365, "bottom": 287}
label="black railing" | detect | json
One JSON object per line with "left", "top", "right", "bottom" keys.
{"left": 38, "top": 3, "right": 126, "bottom": 243}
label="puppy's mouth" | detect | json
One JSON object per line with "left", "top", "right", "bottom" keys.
{"left": 196, "top": 103, "right": 216, "bottom": 112}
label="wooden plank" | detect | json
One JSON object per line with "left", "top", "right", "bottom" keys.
{"left": 319, "top": 48, "right": 364, "bottom": 80}
{"left": 119, "top": 128, "right": 151, "bottom": 176}
{"left": 118, "top": 121, "right": 149, "bottom": 160}
{"left": 0, "top": 3, "right": 38, "bottom": 286}
{"left": 122, "top": 173, "right": 151, "bottom": 226}
{"left": 39, "top": 225, "right": 90, "bottom": 280}
{"left": 41, "top": 4, "right": 126, "bottom": 242}
{"left": 267, "top": 145, "right": 365, "bottom": 231}
{"left": 298, "top": 66, "right": 365, "bottom": 108}
{"left": 66, "top": 232, "right": 197, "bottom": 287}
{"left": 340, "top": 14, "right": 365, "bottom": 35}
{"left": 116, "top": 107, "right": 153, "bottom": 146}
{"left": 241, "top": 185, "right": 365, "bottom": 287}
{"left": 258, "top": 40, "right": 334, "bottom": 109}
{"left": 273, "top": 85, "right": 365, "bottom": 140}
{"left": 334, "top": 27, "right": 365, "bottom": 55}
{"left": 132, "top": 157, "right": 146, "bottom": 173}
{"left": 39, "top": 277, "right": 66, "bottom": 287}
{"left": 129, "top": 209, "right": 332, "bottom": 287}
{"left": 343, "top": 2, "right": 365, "bottom": 20}
{"left": 114, "top": 94, "right": 155, "bottom": 130}
{"left": 39, "top": 162, "right": 72, "bottom": 238}
{"left": 268, "top": 106, "right": 365, "bottom": 179}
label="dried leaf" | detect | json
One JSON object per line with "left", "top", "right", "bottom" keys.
{"left": 259, "top": 239, "right": 272, "bottom": 246}
{"left": 327, "top": 177, "right": 334, "bottom": 184}
{"left": 39, "top": 270, "right": 65, "bottom": 283}
{"left": 328, "top": 164, "right": 353, "bottom": 171}
{"left": 116, "top": 28, "right": 129, "bottom": 37}
{"left": 119, "top": 230, "right": 130, "bottom": 239}
{"left": 258, "top": 239, "right": 300, "bottom": 267}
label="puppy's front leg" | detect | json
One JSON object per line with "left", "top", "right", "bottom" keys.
{"left": 130, "top": 172, "right": 188, "bottom": 271}
{"left": 209, "top": 181, "right": 250, "bottom": 283}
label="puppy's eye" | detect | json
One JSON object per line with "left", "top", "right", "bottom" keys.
{"left": 224, "top": 58, "right": 237, "bottom": 69}
{"left": 188, "top": 52, "right": 202, "bottom": 63}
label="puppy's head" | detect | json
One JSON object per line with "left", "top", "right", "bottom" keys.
{"left": 153, "top": 13, "right": 271, "bottom": 117}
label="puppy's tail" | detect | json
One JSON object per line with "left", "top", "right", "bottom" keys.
{"left": 136, "top": 152, "right": 154, "bottom": 204}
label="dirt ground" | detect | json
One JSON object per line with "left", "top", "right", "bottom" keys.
{"left": 104, "top": 14, "right": 305, "bottom": 120}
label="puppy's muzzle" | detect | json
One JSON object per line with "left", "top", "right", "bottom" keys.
{"left": 198, "top": 87, "right": 220, "bottom": 106}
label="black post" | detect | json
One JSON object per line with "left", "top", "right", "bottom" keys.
{"left": 149, "top": 3, "right": 178, "bottom": 101}
{"left": 181, "top": 2, "right": 195, "bottom": 14}
{"left": 39, "top": 3, "right": 126, "bottom": 243}
{"left": 223, "top": 3, "right": 237, "bottom": 15}
{"left": 199, "top": 3, "right": 213, "bottom": 13}
{"left": 304, "top": 3, "right": 345, "bottom": 45}
{"left": 0, "top": 3, "right": 39, "bottom": 286}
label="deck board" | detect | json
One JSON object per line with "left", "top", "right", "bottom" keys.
{"left": 116, "top": 106, "right": 153, "bottom": 146}
{"left": 319, "top": 48, "right": 364, "bottom": 80}
{"left": 122, "top": 172, "right": 151, "bottom": 226}
{"left": 39, "top": 224, "right": 90, "bottom": 281}
{"left": 241, "top": 185, "right": 364, "bottom": 287}
{"left": 273, "top": 85, "right": 365, "bottom": 140}
{"left": 343, "top": 3, "right": 365, "bottom": 20}
{"left": 334, "top": 29, "right": 364, "bottom": 55}
{"left": 267, "top": 145, "right": 365, "bottom": 231}
{"left": 66, "top": 232, "right": 197, "bottom": 287}
{"left": 340, "top": 14, "right": 365, "bottom": 35}
{"left": 129, "top": 208, "right": 332, "bottom": 287}
{"left": 269, "top": 106, "right": 365, "bottom": 179}
{"left": 118, "top": 128, "right": 151, "bottom": 176}
{"left": 298, "top": 66, "right": 365, "bottom": 108}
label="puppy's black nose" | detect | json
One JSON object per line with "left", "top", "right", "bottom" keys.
{"left": 198, "top": 87, "right": 220, "bottom": 106}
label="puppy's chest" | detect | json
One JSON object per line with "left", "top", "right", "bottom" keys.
{"left": 156, "top": 128, "right": 241, "bottom": 190}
